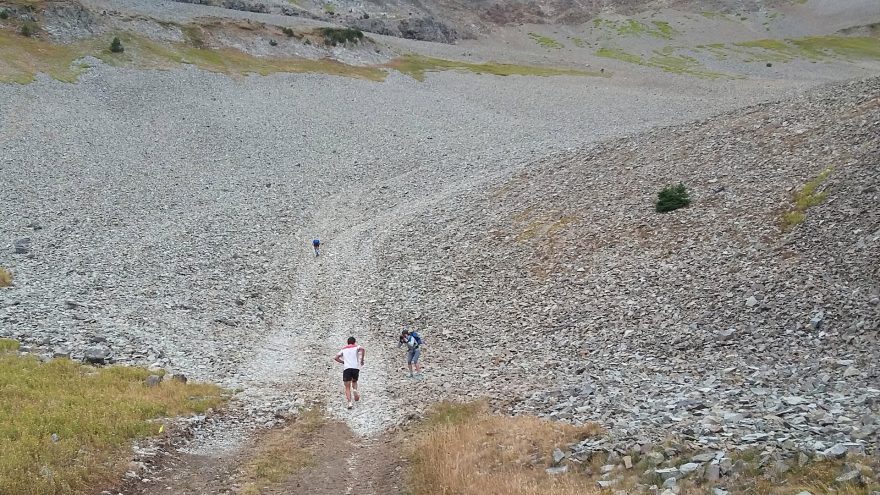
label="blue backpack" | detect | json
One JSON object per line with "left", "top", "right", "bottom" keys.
{"left": 410, "top": 331, "right": 423, "bottom": 346}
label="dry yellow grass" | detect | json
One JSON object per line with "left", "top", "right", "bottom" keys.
{"left": 0, "top": 343, "right": 227, "bottom": 495}
{"left": 239, "top": 407, "right": 325, "bottom": 494}
{"left": 0, "top": 267, "right": 12, "bottom": 287}
{"left": 408, "top": 402, "right": 604, "bottom": 495}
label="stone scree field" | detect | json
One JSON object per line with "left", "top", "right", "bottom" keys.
{"left": 371, "top": 77, "right": 880, "bottom": 464}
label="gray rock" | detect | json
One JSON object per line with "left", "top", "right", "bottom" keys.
{"left": 745, "top": 296, "right": 758, "bottom": 307}
{"left": 655, "top": 467, "right": 680, "bottom": 480}
{"left": 692, "top": 452, "right": 716, "bottom": 463}
{"left": 83, "top": 346, "right": 110, "bottom": 365}
{"left": 145, "top": 375, "right": 162, "bottom": 387}
{"left": 13, "top": 238, "right": 31, "bottom": 254}
{"left": 835, "top": 469, "right": 862, "bottom": 485}
{"left": 596, "top": 479, "right": 616, "bottom": 488}
{"left": 679, "top": 462, "right": 701, "bottom": 475}
{"left": 623, "top": 455, "right": 633, "bottom": 469}
{"left": 705, "top": 463, "right": 720, "bottom": 482}
{"left": 809, "top": 311, "right": 824, "bottom": 330}
{"left": 546, "top": 466, "right": 568, "bottom": 475}
{"left": 552, "top": 447, "right": 565, "bottom": 465}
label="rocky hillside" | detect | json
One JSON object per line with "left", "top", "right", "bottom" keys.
{"left": 372, "top": 76, "right": 880, "bottom": 460}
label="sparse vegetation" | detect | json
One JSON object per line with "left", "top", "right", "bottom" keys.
{"left": 0, "top": 10, "right": 9, "bottom": 19}
{"left": 0, "top": 338, "right": 18, "bottom": 352}
{"left": 408, "top": 401, "right": 603, "bottom": 495}
{"left": 319, "top": 27, "right": 364, "bottom": 46}
{"left": 0, "top": 267, "right": 12, "bottom": 287}
{"left": 387, "top": 55, "right": 604, "bottom": 81}
{"left": 782, "top": 167, "right": 833, "bottom": 229}
{"left": 592, "top": 18, "right": 677, "bottom": 39}
{"left": 0, "top": 30, "right": 85, "bottom": 83}
{"left": 528, "top": 32, "right": 563, "bottom": 49}
{"left": 323, "top": 3, "right": 335, "bottom": 14}
{"left": 0, "top": 31, "right": 387, "bottom": 84}
{"left": 656, "top": 183, "right": 691, "bottom": 213}
{"left": 281, "top": 26, "right": 295, "bottom": 37}
{"left": 269, "top": 38, "right": 278, "bottom": 46}
{"left": 239, "top": 407, "right": 325, "bottom": 494}
{"left": 0, "top": 345, "right": 226, "bottom": 494}
{"left": 110, "top": 36, "right": 124, "bottom": 53}
{"left": 20, "top": 20, "right": 37, "bottom": 37}
{"left": 596, "top": 46, "right": 729, "bottom": 78}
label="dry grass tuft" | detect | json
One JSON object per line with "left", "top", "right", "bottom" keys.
{"left": 239, "top": 407, "right": 325, "bottom": 494}
{"left": 0, "top": 347, "right": 227, "bottom": 495}
{"left": 408, "top": 401, "right": 604, "bottom": 495}
{"left": 0, "top": 267, "right": 12, "bottom": 287}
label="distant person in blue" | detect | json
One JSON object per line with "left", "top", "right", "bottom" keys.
{"left": 398, "top": 329, "right": 424, "bottom": 378}
{"left": 312, "top": 238, "right": 320, "bottom": 257}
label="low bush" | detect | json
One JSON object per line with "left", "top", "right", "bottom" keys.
{"left": 656, "top": 183, "right": 691, "bottom": 212}
{"left": 269, "top": 38, "right": 278, "bottom": 46}
{"left": 20, "top": 20, "right": 37, "bottom": 37}
{"left": 0, "top": 10, "right": 9, "bottom": 20}
{"left": 281, "top": 26, "right": 295, "bottom": 37}
{"left": 320, "top": 27, "right": 363, "bottom": 46}
{"left": 110, "top": 36, "right": 124, "bottom": 53}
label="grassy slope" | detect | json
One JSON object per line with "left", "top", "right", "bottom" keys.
{"left": 0, "top": 341, "right": 226, "bottom": 494}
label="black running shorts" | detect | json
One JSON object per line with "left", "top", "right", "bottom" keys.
{"left": 343, "top": 368, "right": 360, "bottom": 382}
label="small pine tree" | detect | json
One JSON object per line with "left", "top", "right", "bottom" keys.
{"left": 110, "top": 37, "right": 124, "bottom": 53}
{"left": 656, "top": 183, "right": 690, "bottom": 213}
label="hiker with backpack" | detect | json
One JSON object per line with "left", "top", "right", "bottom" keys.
{"left": 398, "top": 329, "right": 423, "bottom": 378}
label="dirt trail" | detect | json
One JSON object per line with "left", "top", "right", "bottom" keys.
{"left": 126, "top": 176, "right": 463, "bottom": 494}
{"left": 129, "top": 419, "right": 405, "bottom": 495}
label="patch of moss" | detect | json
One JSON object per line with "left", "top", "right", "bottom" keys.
{"left": 528, "top": 32, "right": 563, "bottom": 49}
{"left": 781, "top": 167, "right": 833, "bottom": 230}
{"left": 652, "top": 21, "right": 676, "bottom": 39}
{"left": 570, "top": 36, "right": 586, "bottom": 48}
{"left": 386, "top": 55, "right": 604, "bottom": 81}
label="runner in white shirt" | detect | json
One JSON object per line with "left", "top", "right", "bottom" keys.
{"left": 334, "top": 337, "right": 365, "bottom": 409}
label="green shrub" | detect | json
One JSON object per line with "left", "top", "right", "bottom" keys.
{"left": 282, "top": 26, "right": 295, "bottom": 37}
{"left": 20, "top": 20, "right": 37, "bottom": 37}
{"left": 0, "top": 10, "right": 9, "bottom": 20}
{"left": 320, "top": 27, "right": 363, "bottom": 46}
{"left": 269, "top": 38, "right": 278, "bottom": 46}
{"left": 656, "top": 183, "right": 691, "bottom": 213}
{"left": 110, "top": 36, "right": 124, "bottom": 53}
